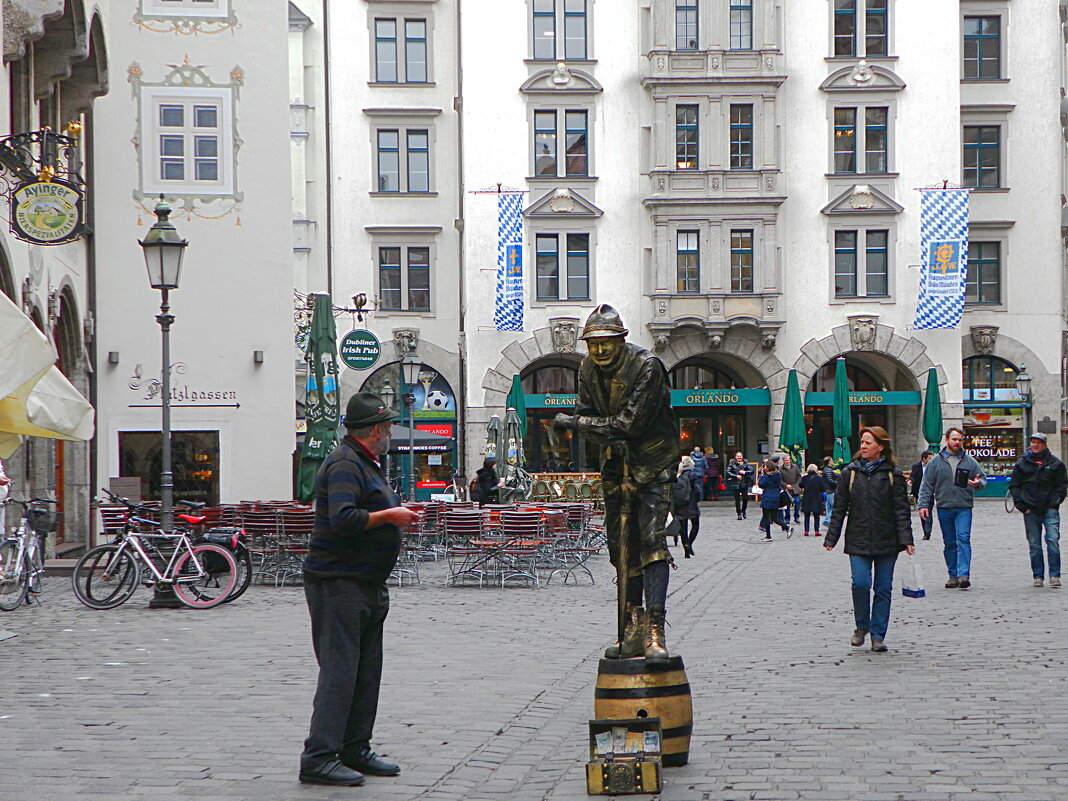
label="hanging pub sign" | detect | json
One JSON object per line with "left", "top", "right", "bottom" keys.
{"left": 338, "top": 329, "right": 382, "bottom": 371}
{"left": 10, "top": 179, "right": 85, "bottom": 245}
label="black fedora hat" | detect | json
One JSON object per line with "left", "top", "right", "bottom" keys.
{"left": 342, "top": 391, "right": 400, "bottom": 428}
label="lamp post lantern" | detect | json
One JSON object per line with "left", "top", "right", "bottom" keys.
{"left": 401, "top": 355, "right": 421, "bottom": 500}
{"left": 138, "top": 196, "right": 188, "bottom": 532}
{"left": 1015, "top": 365, "right": 1033, "bottom": 438}
{"left": 380, "top": 379, "right": 396, "bottom": 484}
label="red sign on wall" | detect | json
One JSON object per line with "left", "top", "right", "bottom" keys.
{"left": 416, "top": 424, "right": 454, "bottom": 438}
{"left": 416, "top": 481, "right": 450, "bottom": 489}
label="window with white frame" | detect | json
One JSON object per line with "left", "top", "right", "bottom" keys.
{"left": 729, "top": 104, "right": 753, "bottom": 169}
{"left": 965, "top": 241, "right": 1000, "bottom": 305}
{"left": 532, "top": 110, "right": 589, "bottom": 178}
{"left": 375, "top": 128, "right": 432, "bottom": 193}
{"left": 832, "top": 0, "right": 888, "bottom": 58}
{"left": 378, "top": 245, "right": 431, "bottom": 311}
{"left": 730, "top": 0, "right": 753, "bottom": 50}
{"left": 536, "top": 233, "right": 590, "bottom": 301}
{"left": 675, "top": 0, "right": 698, "bottom": 50}
{"left": 730, "top": 229, "right": 754, "bottom": 292}
{"left": 676, "top": 105, "right": 699, "bottom": 170}
{"left": 532, "top": 0, "right": 588, "bottom": 60}
{"left": 373, "top": 17, "right": 429, "bottom": 83}
{"left": 834, "top": 228, "right": 889, "bottom": 298}
{"left": 832, "top": 105, "right": 889, "bottom": 174}
{"left": 141, "top": 88, "right": 233, "bottom": 196}
{"left": 676, "top": 230, "right": 699, "bottom": 292}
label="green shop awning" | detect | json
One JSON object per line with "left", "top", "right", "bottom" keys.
{"left": 524, "top": 388, "right": 772, "bottom": 409}
{"left": 805, "top": 391, "right": 921, "bottom": 407}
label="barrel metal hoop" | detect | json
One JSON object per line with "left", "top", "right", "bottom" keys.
{"left": 594, "top": 683, "right": 691, "bottom": 700}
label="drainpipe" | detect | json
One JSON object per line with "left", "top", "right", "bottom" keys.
{"left": 322, "top": 0, "right": 334, "bottom": 295}
{"left": 85, "top": 110, "right": 98, "bottom": 549}
{"left": 455, "top": 0, "right": 467, "bottom": 476}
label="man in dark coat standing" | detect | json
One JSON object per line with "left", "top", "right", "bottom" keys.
{"left": 553, "top": 304, "right": 677, "bottom": 665}
{"left": 299, "top": 392, "right": 421, "bottom": 786}
{"left": 909, "top": 451, "right": 934, "bottom": 540}
{"left": 1009, "top": 433, "right": 1068, "bottom": 588}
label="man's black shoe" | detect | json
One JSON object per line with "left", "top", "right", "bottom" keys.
{"left": 299, "top": 759, "right": 365, "bottom": 786}
{"left": 341, "top": 747, "right": 401, "bottom": 777}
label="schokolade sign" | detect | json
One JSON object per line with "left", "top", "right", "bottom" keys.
{"left": 11, "top": 179, "right": 84, "bottom": 245}
{"left": 339, "top": 329, "right": 382, "bottom": 370}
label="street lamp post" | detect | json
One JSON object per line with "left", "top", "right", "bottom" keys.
{"left": 380, "top": 380, "right": 396, "bottom": 485}
{"left": 1015, "top": 365, "right": 1033, "bottom": 439}
{"left": 139, "top": 197, "right": 187, "bottom": 533}
{"left": 401, "top": 355, "right": 421, "bottom": 500}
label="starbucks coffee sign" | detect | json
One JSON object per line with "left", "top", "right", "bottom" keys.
{"left": 11, "top": 179, "right": 84, "bottom": 245}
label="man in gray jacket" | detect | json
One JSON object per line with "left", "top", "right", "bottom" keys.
{"left": 917, "top": 427, "right": 987, "bottom": 590}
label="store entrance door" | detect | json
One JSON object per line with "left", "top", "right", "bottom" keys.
{"left": 806, "top": 408, "right": 889, "bottom": 461}
{"left": 678, "top": 412, "right": 744, "bottom": 465}
{"left": 526, "top": 413, "right": 599, "bottom": 473}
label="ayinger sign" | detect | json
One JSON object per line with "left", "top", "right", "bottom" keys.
{"left": 339, "top": 329, "right": 382, "bottom": 370}
{"left": 11, "top": 179, "right": 84, "bottom": 245}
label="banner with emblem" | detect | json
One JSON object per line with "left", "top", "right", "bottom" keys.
{"left": 494, "top": 192, "right": 525, "bottom": 331}
{"left": 913, "top": 188, "right": 969, "bottom": 329}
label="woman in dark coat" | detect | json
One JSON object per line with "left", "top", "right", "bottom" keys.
{"left": 474, "top": 456, "right": 502, "bottom": 507}
{"left": 799, "top": 464, "right": 826, "bottom": 537}
{"left": 673, "top": 456, "right": 703, "bottom": 558}
{"left": 757, "top": 459, "right": 792, "bottom": 542}
{"left": 824, "top": 426, "right": 914, "bottom": 652}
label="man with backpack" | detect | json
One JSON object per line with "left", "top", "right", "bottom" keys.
{"left": 690, "top": 446, "right": 708, "bottom": 500}
{"left": 1009, "top": 433, "right": 1067, "bottom": 588}
{"left": 672, "top": 456, "right": 702, "bottom": 558}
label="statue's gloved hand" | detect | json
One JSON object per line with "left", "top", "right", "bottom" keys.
{"left": 553, "top": 413, "right": 579, "bottom": 432}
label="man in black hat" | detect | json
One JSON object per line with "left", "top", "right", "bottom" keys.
{"left": 1009, "top": 432, "right": 1067, "bottom": 588}
{"left": 553, "top": 304, "right": 678, "bottom": 665}
{"left": 299, "top": 391, "right": 420, "bottom": 787}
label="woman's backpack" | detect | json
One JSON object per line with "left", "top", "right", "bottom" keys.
{"left": 671, "top": 473, "right": 692, "bottom": 507}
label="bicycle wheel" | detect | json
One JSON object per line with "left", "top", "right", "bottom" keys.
{"left": 71, "top": 544, "right": 140, "bottom": 610}
{"left": 222, "top": 546, "right": 253, "bottom": 603}
{"left": 171, "top": 544, "right": 237, "bottom": 609}
{"left": 0, "top": 542, "right": 28, "bottom": 611}
{"left": 1004, "top": 488, "right": 1016, "bottom": 513}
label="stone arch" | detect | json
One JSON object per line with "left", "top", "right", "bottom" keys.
{"left": 53, "top": 283, "right": 81, "bottom": 379}
{"left": 338, "top": 336, "right": 460, "bottom": 408}
{"left": 481, "top": 326, "right": 589, "bottom": 407}
{"left": 0, "top": 241, "right": 15, "bottom": 302}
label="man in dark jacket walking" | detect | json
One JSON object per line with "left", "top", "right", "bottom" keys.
{"left": 909, "top": 451, "right": 934, "bottom": 540}
{"left": 1009, "top": 433, "right": 1068, "bottom": 588}
{"left": 300, "top": 392, "right": 421, "bottom": 787}
{"left": 779, "top": 455, "right": 802, "bottom": 523}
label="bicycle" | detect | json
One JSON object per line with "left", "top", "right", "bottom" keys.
{"left": 0, "top": 497, "right": 59, "bottom": 611}
{"left": 72, "top": 499, "right": 237, "bottom": 610}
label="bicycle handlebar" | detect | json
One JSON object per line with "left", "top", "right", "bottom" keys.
{"left": 2, "top": 497, "right": 58, "bottom": 509}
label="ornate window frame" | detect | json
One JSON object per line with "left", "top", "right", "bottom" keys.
{"left": 135, "top": 0, "right": 238, "bottom": 35}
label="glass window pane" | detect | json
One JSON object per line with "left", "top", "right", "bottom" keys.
{"left": 377, "top": 129, "right": 400, "bottom": 192}
{"left": 160, "top": 105, "right": 184, "bottom": 127}
{"left": 864, "top": 107, "right": 887, "bottom": 173}
{"left": 834, "top": 0, "right": 856, "bottom": 57}
{"left": 833, "top": 107, "right": 856, "bottom": 173}
{"left": 194, "top": 136, "right": 217, "bottom": 157}
{"left": 407, "top": 246, "right": 431, "bottom": 311}
{"left": 865, "top": 229, "right": 888, "bottom": 296}
{"left": 405, "top": 20, "right": 427, "bottom": 82}
{"left": 534, "top": 111, "right": 557, "bottom": 176}
{"left": 730, "top": 104, "right": 753, "bottom": 169}
{"left": 834, "top": 230, "right": 857, "bottom": 297}
{"left": 676, "top": 105, "right": 698, "bottom": 170}
{"left": 161, "top": 160, "right": 184, "bottom": 181}
{"left": 160, "top": 136, "right": 184, "bottom": 156}
{"left": 536, "top": 234, "right": 559, "bottom": 300}
{"left": 379, "top": 247, "right": 402, "bottom": 310}
{"left": 564, "top": 111, "right": 588, "bottom": 176}
{"left": 676, "top": 230, "right": 699, "bottom": 293}
{"left": 195, "top": 159, "right": 218, "bottom": 181}
{"left": 865, "top": 0, "right": 887, "bottom": 56}
{"left": 730, "top": 1, "right": 752, "bottom": 51}
{"left": 533, "top": 6, "right": 555, "bottom": 60}
{"left": 193, "top": 105, "right": 217, "bottom": 128}
{"left": 375, "top": 19, "right": 398, "bottom": 82}
{"left": 730, "top": 229, "right": 753, "bottom": 293}
{"left": 566, "top": 234, "right": 589, "bottom": 299}
{"left": 675, "top": 1, "right": 698, "bottom": 50}
{"left": 564, "top": 3, "right": 586, "bottom": 60}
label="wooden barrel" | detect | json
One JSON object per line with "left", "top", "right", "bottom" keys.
{"left": 593, "top": 655, "right": 692, "bottom": 767}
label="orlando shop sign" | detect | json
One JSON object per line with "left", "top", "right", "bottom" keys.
{"left": 11, "top": 179, "right": 84, "bottom": 245}
{"left": 339, "top": 330, "right": 381, "bottom": 370}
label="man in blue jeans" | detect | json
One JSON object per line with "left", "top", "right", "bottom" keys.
{"left": 1009, "top": 433, "right": 1067, "bottom": 588}
{"left": 918, "top": 427, "right": 987, "bottom": 590}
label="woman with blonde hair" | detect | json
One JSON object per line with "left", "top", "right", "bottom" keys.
{"left": 672, "top": 455, "right": 702, "bottom": 557}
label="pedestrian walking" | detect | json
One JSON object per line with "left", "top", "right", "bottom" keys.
{"left": 909, "top": 451, "right": 934, "bottom": 540}
{"left": 779, "top": 455, "right": 802, "bottom": 523}
{"left": 705, "top": 448, "right": 722, "bottom": 501}
{"left": 672, "top": 456, "right": 702, "bottom": 558}
{"left": 917, "top": 427, "right": 987, "bottom": 590}
{"left": 821, "top": 456, "right": 838, "bottom": 528}
{"left": 758, "top": 459, "right": 793, "bottom": 541}
{"left": 690, "top": 446, "right": 708, "bottom": 501}
{"left": 1008, "top": 433, "right": 1067, "bottom": 588}
{"left": 474, "top": 456, "right": 503, "bottom": 507}
{"left": 300, "top": 391, "right": 420, "bottom": 787}
{"left": 799, "top": 464, "right": 825, "bottom": 536}
{"left": 824, "top": 427, "right": 914, "bottom": 653}
{"left": 726, "top": 451, "right": 754, "bottom": 520}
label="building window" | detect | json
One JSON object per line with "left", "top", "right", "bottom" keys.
{"left": 833, "top": 0, "right": 887, "bottom": 57}
{"left": 730, "top": 229, "right": 754, "bottom": 292}
{"left": 833, "top": 106, "right": 889, "bottom": 174}
{"left": 963, "top": 17, "right": 1000, "bottom": 80}
{"left": 730, "top": 0, "right": 753, "bottom": 50}
{"left": 676, "top": 0, "right": 699, "bottom": 50}
{"left": 966, "top": 241, "right": 1000, "bottom": 304}
{"left": 155, "top": 98, "right": 223, "bottom": 185}
{"left": 374, "top": 18, "right": 429, "bottom": 84}
{"left": 533, "top": 110, "right": 589, "bottom": 177}
{"left": 676, "top": 105, "right": 699, "bottom": 170}
{"left": 532, "top": 0, "right": 587, "bottom": 60}
{"left": 834, "top": 229, "right": 889, "bottom": 298}
{"left": 963, "top": 125, "right": 1000, "bottom": 188}
{"left": 378, "top": 246, "right": 431, "bottom": 311}
{"left": 536, "top": 233, "right": 590, "bottom": 300}
{"left": 729, "top": 104, "right": 753, "bottom": 169}
{"left": 374, "top": 19, "right": 398, "bottom": 82}
{"left": 676, "top": 231, "right": 699, "bottom": 292}
{"left": 405, "top": 20, "right": 428, "bottom": 82}
{"left": 376, "top": 128, "right": 431, "bottom": 193}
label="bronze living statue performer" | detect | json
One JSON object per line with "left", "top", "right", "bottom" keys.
{"left": 553, "top": 304, "right": 678, "bottom": 666}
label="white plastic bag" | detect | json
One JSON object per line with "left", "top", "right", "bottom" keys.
{"left": 900, "top": 552, "right": 925, "bottom": 598}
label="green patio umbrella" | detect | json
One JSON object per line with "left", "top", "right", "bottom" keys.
{"left": 296, "top": 293, "right": 340, "bottom": 502}
{"left": 505, "top": 374, "right": 527, "bottom": 438}
{"left": 922, "top": 367, "right": 943, "bottom": 454}
{"left": 500, "top": 406, "right": 532, "bottom": 502}
{"left": 485, "top": 414, "right": 504, "bottom": 460}
{"left": 832, "top": 357, "right": 852, "bottom": 466}
{"left": 778, "top": 369, "right": 807, "bottom": 463}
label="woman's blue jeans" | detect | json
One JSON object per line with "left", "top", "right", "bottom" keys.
{"left": 849, "top": 553, "right": 898, "bottom": 640}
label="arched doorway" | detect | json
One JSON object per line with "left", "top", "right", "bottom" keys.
{"left": 962, "top": 355, "right": 1023, "bottom": 490}
{"left": 670, "top": 356, "right": 755, "bottom": 467}
{"left": 52, "top": 288, "right": 87, "bottom": 548}
{"left": 0, "top": 249, "right": 15, "bottom": 302}
{"left": 360, "top": 360, "right": 457, "bottom": 500}
{"left": 520, "top": 355, "right": 597, "bottom": 473}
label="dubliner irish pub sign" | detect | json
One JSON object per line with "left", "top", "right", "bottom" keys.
{"left": 11, "top": 178, "right": 85, "bottom": 246}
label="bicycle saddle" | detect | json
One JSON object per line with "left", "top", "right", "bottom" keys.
{"left": 177, "top": 514, "right": 207, "bottom": 525}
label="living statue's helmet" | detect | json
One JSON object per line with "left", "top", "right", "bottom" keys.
{"left": 579, "top": 303, "right": 629, "bottom": 340}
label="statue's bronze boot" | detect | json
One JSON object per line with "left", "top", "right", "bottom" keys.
{"left": 604, "top": 605, "right": 646, "bottom": 659}
{"left": 644, "top": 609, "right": 670, "bottom": 666}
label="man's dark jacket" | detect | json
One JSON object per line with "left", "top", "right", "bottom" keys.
{"left": 1009, "top": 449, "right": 1068, "bottom": 514}
{"left": 825, "top": 459, "right": 913, "bottom": 556}
{"left": 726, "top": 459, "right": 754, "bottom": 491}
{"left": 303, "top": 436, "right": 401, "bottom": 582}
{"left": 909, "top": 460, "right": 926, "bottom": 500}
{"left": 575, "top": 342, "right": 677, "bottom": 485}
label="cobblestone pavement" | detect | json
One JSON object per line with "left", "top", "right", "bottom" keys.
{"left": 3, "top": 501, "right": 1066, "bottom": 801}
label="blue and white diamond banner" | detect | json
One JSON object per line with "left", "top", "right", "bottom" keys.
{"left": 913, "top": 189, "right": 969, "bottom": 329}
{"left": 494, "top": 192, "right": 524, "bottom": 331}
